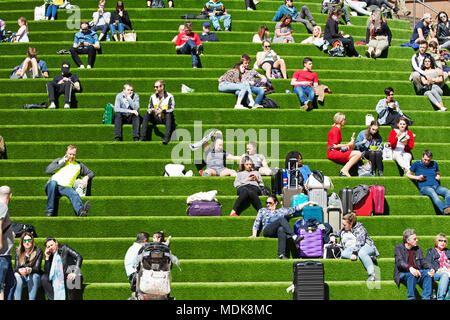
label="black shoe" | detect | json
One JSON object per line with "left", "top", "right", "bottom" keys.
{"left": 46, "top": 211, "right": 56, "bottom": 217}
{"left": 78, "top": 201, "right": 91, "bottom": 217}
{"left": 292, "top": 235, "right": 304, "bottom": 245}
{"left": 393, "top": 7, "right": 400, "bottom": 13}
{"left": 278, "top": 254, "right": 289, "bottom": 260}
{"left": 162, "top": 140, "right": 169, "bottom": 145}
{"left": 339, "top": 171, "right": 347, "bottom": 177}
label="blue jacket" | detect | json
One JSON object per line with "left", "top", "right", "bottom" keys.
{"left": 272, "top": 5, "right": 298, "bottom": 21}
{"left": 354, "top": 130, "right": 383, "bottom": 152}
{"left": 74, "top": 29, "right": 99, "bottom": 46}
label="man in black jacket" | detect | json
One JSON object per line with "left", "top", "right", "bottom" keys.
{"left": 45, "top": 145, "right": 94, "bottom": 217}
{"left": 41, "top": 237, "right": 84, "bottom": 300}
{"left": 394, "top": 229, "right": 434, "bottom": 300}
{"left": 46, "top": 61, "right": 81, "bottom": 109}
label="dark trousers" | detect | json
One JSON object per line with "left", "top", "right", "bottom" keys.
{"left": 41, "top": 273, "right": 84, "bottom": 300}
{"left": 114, "top": 112, "right": 140, "bottom": 141}
{"left": 140, "top": 111, "right": 174, "bottom": 143}
{"left": 233, "top": 184, "right": 262, "bottom": 214}
{"left": 341, "top": 36, "right": 359, "bottom": 57}
{"left": 263, "top": 217, "right": 295, "bottom": 256}
{"left": 46, "top": 81, "right": 75, "bottom": 105}
{"left": 70, "top": 46, "right": 97, "bottom": 67}
{"left": 363, "top": 150, "right": 384, "bottom": 173}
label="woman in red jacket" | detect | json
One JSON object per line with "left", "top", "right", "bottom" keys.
{"left": 327, "top": 112, "right": 362, "bottom": 177}
{"left": 388, "top": 117, "right": 414, "bottom": 175}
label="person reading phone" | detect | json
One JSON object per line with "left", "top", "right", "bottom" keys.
{"left": 46, "top": 61, "right": 81, "bottom": 109}
{"left": 44, "top": 145, "right": 94, "bottom": 217}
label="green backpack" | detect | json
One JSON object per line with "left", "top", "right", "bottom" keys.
{"left": 102, "top": 103, "right": 114, "bottom": 125}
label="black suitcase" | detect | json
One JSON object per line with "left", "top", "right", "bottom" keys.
{"left": 293, "top": 260, "right": 324, "bottom": 300}
{"left": 271, "top": 169, "right": 283, "bottom": 195}
{"left": 339, "top": 187, "right": 353, "bottom": 214}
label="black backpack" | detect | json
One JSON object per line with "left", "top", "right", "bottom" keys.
{"left": 260, "top": 97, "right": 280, "bottom": 109}
{"left": 11, "top": 222, "right": 38, "bottom": 238}
{"left": 151, "top": 0, "right": 165, "bottom": 8}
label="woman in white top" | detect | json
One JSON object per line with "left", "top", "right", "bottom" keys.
{"left": 419, "top": 56, "right": 446, "bottom": 111}
{"left": 252, "top": 25, "right": 271, "bottom": 43}
{"left": 16, "top": 17, "right": 29, "bottom": 43}
{"left": 387, "top": 117, "right": 415, "bottom": 175}
{"left": 255, "top": 40, "right": 287, "bottom": 79}
{"left": 273, "top": 14, "right": 294, "bottom": 43}
{"left": 91, "top": 0, "right": 111, "bottom": 42}
{"left": 301, "top": 25, "right": 325, "bottom": 49}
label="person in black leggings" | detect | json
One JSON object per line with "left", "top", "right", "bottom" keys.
{"left": 324, "top": 8, "right": 361, "bottom": 58}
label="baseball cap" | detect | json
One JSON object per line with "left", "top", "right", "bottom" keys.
{"left": 203, "top": 21, "right": 211, "bottom": 28}
{"left": 61, "top": 61, "right": 71, "bottom": 72}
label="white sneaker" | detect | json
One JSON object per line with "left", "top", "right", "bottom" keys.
{"left": 63, "top": 103, "right": 70, "bottom": 109}
{"left": 234, "top": 104, "right": 247, "bottom": 109}
{"left": 87, "top": 65, "right": 92, "bottom": 69}
{"left": 247, "top": 7, "right": 254, "bottom": 10}
{"left": 253, "top": 0, "right": 259, "bottom": 4}
{"left": 48, "top": 102, "right": 56, "bottom": 109}
{"left": 252, "top": 104, "right": 263, "bottom": 109}
{"left": 79, "top": 65, "right": 85, "bottom": 69}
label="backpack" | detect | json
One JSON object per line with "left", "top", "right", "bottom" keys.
{"left": 151, "top": 0, "right": 165, "bottom": 8}
{"left": 102, "top": 103, "right": 114, "bottom": 124}
{"left": 11, "top": 222, "right": 38, "bottom": 238}
{"left": 260, "top": 97, "right": 280, "bottom": 109}
{"left": 352, "top": 184, "right": 371, "bottom": 205}
{"left": 328, "top": 40, "right": 345, "bottom": 57}
{"left": 23, "top": 102, "right": 48, "bottom": 109}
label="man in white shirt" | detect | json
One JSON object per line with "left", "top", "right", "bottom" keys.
{"left": 124, "top": 232, "right": 149, "bottom": 295}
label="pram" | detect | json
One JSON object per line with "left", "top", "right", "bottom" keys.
{"left": 134, "top": 242, "right": 180, "bottom": 300}
{"left": 0, "top": 19, "right": 16, "bottom": 42}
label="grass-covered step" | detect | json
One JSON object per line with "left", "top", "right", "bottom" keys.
{"left": 3, "top": 175, "right": 450, "bottom": 196}
{"left": 0, "top": 77, "right": 432, "bottom": 96}
{"left": 40, "top": 258, "right": 409, "bottom": 283}
{"left": 3, "top": 159, "right": 450, "bottom": 177}
{"left": 1, "top": 92, "right": 448, "bottom": 111}
{"left": 2, "top": 109, "right": 449, "bottom": 126}
{"left": 82, "top": 280, "right": 422, "bottom": 300}
{"left": 0, "top": 54, "right": 422, "bottom": 73}
{"left": 12, "top": 236, "right": 438, "bottom": 260}
{"left": 1, "top": 124, "right": 448, "bottom": 143}
{"left": 14, "top": 30, "right": 411, "bottom": 47}
{"left": 1, "top": 41, "right": 421, "bottom": 60}
{"left": 10, "top": 216, "right": 450, "bottom": 238}
{"left": 4, "top": 141, "right": 449, "bottom": 160}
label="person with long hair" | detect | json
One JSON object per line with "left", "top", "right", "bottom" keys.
{"left": 388, "top": 116, "right": 415, "bottom": 175}
{"left": 365, "top": 10, "right": 392, "bottom": 59}
{"left": 273, "top": 14, "right": 294, "bottom": 43}
{"left": 329, "top": 212, "right": 379, "bottom": 281}
{"left": 426, "top": 233, "right": 450, "bottom": 300}
{"left": 324, "top": 8, "right": 361, "bottom": 58}
{"left": 10, "top": 47, "right": 49, "bottom": 79}
{"left": 110, "top": 0, "right": 132, "bottom": 42}
{"left": 15, "top": 17, "right": 29, "bottom": 43}
{"left": 301, "top": 25, "right": 325, "bottom": 50}
{"left": 91, "top": 0, "right": 111, "bottom": 42}
{"left": 256, "top": 40, "right": 288, "bottom": 79}
{"left": 252, "top": 25, "right": 271, "bottom": 43}
{"left": 327, "top": 112, "right": 362, "bottom": 177}
{"left": 419, "top": 56, "right": 446, "bottom": 111}
{"left": 13, "top": 232, "right": 43, "bottom": 300}
{"left": 436, "top": 11, "right": 450, "bottom": 49}
{"left": 355, "top": 121, "right": 384, "bottom": 176}
{"left": 218, "top": 62, "right": 256, "bottom": 109}
{"left": 229, "top": 156, "right": 264, "bottom": 216}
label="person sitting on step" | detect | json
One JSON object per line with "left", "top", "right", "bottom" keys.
{"left": 114, "top": 83, "right": 140, "bottom": 142}
{"left": 70, "top": 21, "right": 100, "bottom": 69}
{"left": 46, "top": 61, "right": 81, "bottom": 109}
{"left": 255, "top": 40, "right": 288, "bottom": 79}
{"left": 202, "top": 0, "right": 232, "bottom": 31}
{"left": 218, "top": 62, "right": 257, "bottom": 109}
{"left": 174, "top": 21, "right": 203, "bottom": 68}
{"left": 354, "top": 121, "right": 384, "bottom": 176}
{"left": 272, "top": 0, "right": 316, "bottom": 34}
{"left": 365, "top": 9, "right": 392, "bottom": 59}
{"left": 10, "top": 47, "right": 48, "bottom": 79}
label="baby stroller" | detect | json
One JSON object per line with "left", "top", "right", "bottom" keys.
{"left": 134, "top": 242, "right": 180, "bottom": 300}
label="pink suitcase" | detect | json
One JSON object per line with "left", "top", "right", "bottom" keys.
{"left": 370, "top": 185, "right": 385, "bottom": 215}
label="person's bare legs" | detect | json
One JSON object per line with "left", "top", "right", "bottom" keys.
{"left": 220, "top": 168, "right": 237, "bottom": 177}
{"left": 274, "top": 59, "right": 287, "bottom": 79}
{"left": 259, "top": 167, "right": 272, "bottom": 176}
{"left": 261, "top": 63, "right": 272, "bottom": 79}
{"left": 341, "top": 150, "right": 362, "bottom": 176}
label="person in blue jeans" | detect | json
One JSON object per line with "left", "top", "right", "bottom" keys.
{"left": 0, "top": 185, "right": 16, "bottom": 300}
{"left": 13, "top": 232, "right": 43, "bottom": 300}
{"left": 45, "top": 0, "right": 59, "bottom": 20}
{"left": 291, "top": 57, "right": 318, "bottom": 111}
{"left": 329, "top": 212, "right": 379, "bottom": 282}
{"left": 406, "top": 149, "right": 450, "bottom": 215}
{"left": 202, "top": 0, "right": 232, "bottom": 31}
{"left": 426, "top": 233, "right": 450, "bottom": 300}
{"left": 45, "top": 145, "right": 94, "bottom": 217}
{"left": 394, "top": 229, "right": 434, "bottom": 300}
{"left": 174, "top": 22, "right": 203, "bottom": 68}
{"left": 239, "top": 54, "right": 266, "bottom": 108}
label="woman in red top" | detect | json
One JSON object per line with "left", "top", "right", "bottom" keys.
{"left": 388, "top": 116, "right": 414, "bottom": 175}
{"left": 327, "top": 112, "right": 362, "bottom": 177}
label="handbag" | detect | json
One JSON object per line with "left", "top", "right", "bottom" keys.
{"left": 365, "top": 114, "right": 375, "bottom": 126}
{"left": 34, "top": 4, "right": 46, "bottom": 21}
{"left": 382, "top": 143, "right": 393, "bottom": 160}
{"left": 124, "top": 31, "right": 137, "bottom": 42}
{"left": 323, "top": 243, "right": 342, "bottom": 259}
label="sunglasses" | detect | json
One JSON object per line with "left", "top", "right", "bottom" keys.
{"left": 81, "top": 28, "right": 89, "bottom": 31}
{"left": 264, "top": 45, "right": 271, "bottom": 48}
{"left": 266, "top": 201, "right": 274, "bottom": 205}
{"left": 438, "top": 239, "right": 447, "bottom": 243}
{"left": 154, "top": 85, "right": 162, "bottom": 89}
{"left": 23, "top": 239, "right": 32, "bottom": 243}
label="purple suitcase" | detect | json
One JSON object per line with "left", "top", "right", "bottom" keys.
{"left": 187, "top": 201, "right": 222, "bottom": 216}
{"left": 298, "top": 227, "right": 323, "bottom": 258}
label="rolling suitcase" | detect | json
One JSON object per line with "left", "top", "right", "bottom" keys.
{"left": 370, "top": 185, "right": 385, "bottom": 215}
{"left": 339, "top": 187, "right": 353, "bottom": 214}
{"left": 326, "top": 207, "right": 342, "bottom": 233}
{"left": 353, "top": 192, "right": 373, "bottom": 216}
{"left": 302, "top": 205, "right": 324, "bottom": 223}
{"left": 271, "top": 169, "right": 283, "bottom": 196}
{"left": 291, "top": 193, "right": 309, "bottom": 217}
{"left": 293, "top": 261, "right": 325, "bottom": 300}
{"left": 282, "top": 188, "right": 303, "bottom": 208}
{"left": 308, "top": 189, "right": 328, "bottom": 217}
{"left": 187, "top": 201, "right": 222, "bottom": 216}
{"left": 298, "top": 227, "right": 323, "bottom": 258}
